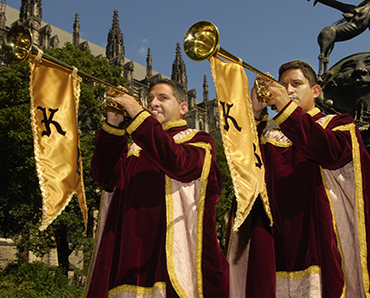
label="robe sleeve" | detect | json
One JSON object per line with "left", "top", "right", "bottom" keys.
{"left": 126, "top": 111, "right": 215, "bottom": 183}
{"left": 91, "top": 121, "right": 129, "bottom": 189}
{"left": 274, "top": 101, "right": 354, "bottom": 169}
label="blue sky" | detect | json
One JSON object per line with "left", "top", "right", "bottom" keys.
{"left": 6, "top": 0, "right": 369, "bottom": 100}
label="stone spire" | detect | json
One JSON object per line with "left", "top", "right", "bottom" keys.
{"left": 72, "top": 13, "right": 80, "bottom": 46}
{"left": 203, "top": 75, "right": 209, "bottom": 102}
{"left": 106, "top": 9, "right": 125, "bottom": 62}
{"left": 146, "top": 47, "right": 152, "bottom": 78}
{"left": 19, "top": 0, "right": 42, "bottom": 25}
{"left": 171, "top": 42, "right": 188, "bottom": 89}
{"left": 0, "top": 0, "right": 6, "bottom": 42}
{"left": 19, "top": 0, "right": 42, "bottom": 46}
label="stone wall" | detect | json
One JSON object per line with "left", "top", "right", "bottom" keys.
{"left": 0, "top": 237, "right": 83, "bottom": 270}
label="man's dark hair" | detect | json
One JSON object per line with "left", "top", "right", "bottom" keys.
{"left": 149, "top": 78, "right": 187, "bottom": 104}
{"left": 278, "top": 60, "right": 318, "bottom": 87}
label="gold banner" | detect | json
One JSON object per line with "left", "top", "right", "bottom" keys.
{"left": 210, "top": 56, "right": 272, "bottom": 230}
{"left": 28, "top": 57, "right": 87, "bottom": 232}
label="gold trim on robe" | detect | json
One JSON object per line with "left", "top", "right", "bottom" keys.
{"left": 271, "top": 114, "right": 370, "bottom": 297}
{"left": 165, "top": 130, "right": 210, "bottom": 298}
{"left": 102, "top": 121, "right": 126, "bottom": 136}
{"left": 84, "top": 119, "right": 210, "bottom": 298}
{"left": 276, "top": 265, "right": 322, "bottom": 297}
{"left": 126, "top": 111, "right": 152, "bottom": 135}
{"left": 320, "top": 122, "right": 370, "bottom": 298}
{"left": 108, "top": 282, "right": 166, "bottom": 298}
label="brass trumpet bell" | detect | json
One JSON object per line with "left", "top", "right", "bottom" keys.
{"left": 183, "top": 21, "right": 220, "bottom": 62}
{"left": 1, "top": 26, "right": 33, "bottom": 66}
{"left": 183, "top": 21, "right": 283, "bottom": 107}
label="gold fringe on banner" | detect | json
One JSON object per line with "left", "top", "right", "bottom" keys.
{"left": 28, "top": 57, "right": 87, "bottom": 232}
{"left": 210, "top": 56, "right": 272, "bottom": 230}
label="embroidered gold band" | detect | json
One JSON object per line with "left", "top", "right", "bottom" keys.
{"left": 274, "top": 101, "right": 298, "bottom": 126}
{"left": 276, "top": 265, "right": 321, "bottom": 279}
{"left": 127, "top": 150, "right": 140, "bottom": 158}
{"left": 260, "top": 136, "right": 293, "bottom": 147}
{"left": 108, "top": 282, "right": 166, "bottom": 297}
{"left": 163, "top": 119, "right": 187, "bottom": 131}
{"left": 102, "top": 122, "right": 126, "bottom": 136}
{"left": 255, "top": 113, "right": 269, "bottom": 126}
{"left": 174, "top": 131, "right": 199, "bottom": 144}
{"left": 320, "top": 115, "right": 336, "bottom": 129}
{"left": 307, "top": 107, "right": 321, "bottom": 117}
{"left": 126, "top": 111, "right": 151, "bottom": 135}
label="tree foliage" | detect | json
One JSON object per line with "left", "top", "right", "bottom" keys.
{"left": 0, "top": 261, "right": 83, "bottom": 298}
{"left": 214, "top": 138, "right": 233, "bottom": 252}
{"left": 0, "top": 43, "right": 127, "bottom": 272}
{"left": 0, "top": 60, "right": 45, "bottom": 260}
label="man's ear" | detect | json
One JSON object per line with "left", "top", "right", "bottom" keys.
{"left": 180, "top": 102, "right": 188, "bottom": 117}
{"left": 312, "top": 84, "right": 322, "bottom": 99}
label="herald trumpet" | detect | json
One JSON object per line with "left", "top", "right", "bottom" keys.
{"left": 1, "top": 25, "right": 157, "bottom": 117}
{"left": 183, "top": 21, "right": 283, "bottom": 103}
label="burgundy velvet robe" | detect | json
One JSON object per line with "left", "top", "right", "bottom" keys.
{"left": 225, "top": 196, "right": 276, "bottom": 298}
{"left": 83, "top": 111, "right": 229, "bottom": 298}
{"left": 258, "top": 101, "right": 370, "bottom": 297}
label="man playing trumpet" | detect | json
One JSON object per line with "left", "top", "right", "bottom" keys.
{"left": 251, "top": 60, "right": 370, "bottom": 297}
{"left": 83, "top": 78, "right": 229, "bottom": 297}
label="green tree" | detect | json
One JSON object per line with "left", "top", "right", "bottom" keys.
{"left": 0, "top": 61, "right": 45, "bottom": 263}
{"left": 0, "top": 261, "right": 83, "bottom": 297}
{"left": 214, "top": 138, "right": 233, "bottom": 252}
{"left": 0, "top": 42, "right": 127, "bottom": 275}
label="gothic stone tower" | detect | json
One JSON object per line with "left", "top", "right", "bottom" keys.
{"left": 72, "top": 12, "right": 80, "bottom": 46}
{"left": 0, "top": 0, "right": 6, "bottom": 42}
{"left": 18, "top": 0, "right": 43, "bottom": 47}
{"left": 7, "top": 0, "right": 60, "bottom": 50}
{"left": 171, "top": 42, "right": 188, "bottom": 89}
{"left": 105, "top": 9, "right": 163, "bottom": 108}
{"left": 106, "top": 9, "right": 125, "bottom": 68}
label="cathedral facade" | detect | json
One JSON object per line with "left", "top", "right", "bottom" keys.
{"left": 0, "top": 0, "right": 221, "bottom": 140}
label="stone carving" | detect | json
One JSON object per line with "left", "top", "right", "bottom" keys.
{"left": 316, "top": 52, "right": 370, "bottom": 152}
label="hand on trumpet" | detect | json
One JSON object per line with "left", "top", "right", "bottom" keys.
{"left": 252, "top": 73, "right": 292, "bottom": 117}
{"left": 251, "top": 80, "right": 268, "bottom": 120}
{"left": 105, "top": 85, "right": 144, "bottom": 127}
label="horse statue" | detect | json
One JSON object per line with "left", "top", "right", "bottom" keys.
{"left": 309, "top": 0, "right": 370, "bottom": 77}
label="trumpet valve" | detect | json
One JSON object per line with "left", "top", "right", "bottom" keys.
{"left": 103, "top": 95, "right": 128, "bottom": 116}
{"left": 254, "top": 78, "right": 273, "bottom": 103}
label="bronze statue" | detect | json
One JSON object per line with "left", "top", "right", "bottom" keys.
{"left": 309, "top": 0, "right": 370, "bottom": 77}
{"left": 317, "top": 52, "right": 370, "bottom": 152}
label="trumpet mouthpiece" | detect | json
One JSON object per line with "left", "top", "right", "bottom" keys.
{"left": 151, "top": 110, "right": 158, "bottom": 116}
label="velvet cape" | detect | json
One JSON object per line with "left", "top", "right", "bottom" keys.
{"left": 258, "top": 101, "right": 370, "bottom": 297}
{"left": 83, "top": 111, "right": 229, "bottom": 298}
